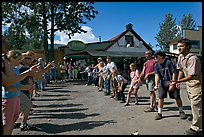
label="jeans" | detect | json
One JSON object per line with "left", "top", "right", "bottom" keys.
{"left": 104, "top": 78, "right": 110, "bottom": 94}
{"left": 87, "top": 76, "right": 92, "bottom": 85}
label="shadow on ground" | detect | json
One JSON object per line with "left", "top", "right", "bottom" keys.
{"left": 30, "top": 112, "right": 100, "bottom": 120}
{"left": 36, "top": 120, "right": 116, "bottom": 134}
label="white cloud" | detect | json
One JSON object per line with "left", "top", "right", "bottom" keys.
{"left": 53, "top": 26, "right": 99, "bottom": 45}
{"left": 2, "top": 23, "right": 98, "bottom": 45}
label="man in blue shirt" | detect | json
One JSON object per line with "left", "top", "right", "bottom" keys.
{"left": 154, "top": 51, "right": 187, "bottom": 120}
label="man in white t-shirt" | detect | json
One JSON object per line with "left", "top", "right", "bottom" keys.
{"left": 103, "top": 56, "right": 118, "bottom": 98}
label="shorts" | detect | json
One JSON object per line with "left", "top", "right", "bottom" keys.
{"left": 158, "top": 84, "right": 181, "bottom": 99}
{"left": 21, "top": 90, "right": 31, "bottom": 99}
{"left": 20, "top": 92, "right": 32, "bottom": 112}
{"left": 2, "top": 96, "right": 20, "bottom": 130}
{"left": 145, "top": 77, "right": 155, "bottom": 92}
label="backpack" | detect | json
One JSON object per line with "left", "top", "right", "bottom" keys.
{"left": 157, "top": 59, "right": 174, "bottom": 89}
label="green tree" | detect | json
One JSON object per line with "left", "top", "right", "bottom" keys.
{"left": 2, "top": 2, "right": 98, "bottom": 62}
{"left": 155, "top": 13, "right": 177, "bottom": 52}
{"left": 178, "top": 13, "right": 196, "bottom": 36}
{"left": 2, "top": 2, "right": 44, "bottom": 50}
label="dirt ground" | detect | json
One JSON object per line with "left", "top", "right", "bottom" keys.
{"left": 12, "top": 81, "right": 193, "bottom": 135}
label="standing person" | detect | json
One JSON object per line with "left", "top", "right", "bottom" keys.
{"left": 153, "top": 51, "right": 187, "bottom": 120}
{"left": 172, "top": 39, "right": 202, "bottom": 135}
{"left": 124, "top": 63, "right": 141, "bottom": 106}
{"left": 112, "top": 69, "right": 128, "bottom": 103}
{"left": 92, "top": 64, "right": 99, "bottom": 87}
{"left": 59, "top": 62, "right": 67, "bottom": 83}
{"left": 19, "top": 53, "right": 33, "bottom": 99}
{"left": 2, "top": 50, "right": 33, "bottom": 135}
{"left": 36, "top": 58, "right": 46, "bottom": 92}
{"left": 138, "top": 50, "right": 157, "bottom": 112}
{"left": 103, "top": 56, "right": 118, "bottom": 98}
{"left": 98, "top": 62, "right": 108, "bottom": 95}
{"left": 2, "top": 36, "right": 47, "bottom": 87}
{"left": 18, "top": 53, "right": 41, "bottom": 131}
{"left": 50, "top": 62, "right": 57, "bottom": 83}
{"left": 72, "top": 62, "right": 78, "bottom": 80}
{"left": 67, "top": 61, "right": 73, "bottom": 80}
{"left": 1, "top": 37, "right": 55, "bottom": 135}
{"left": 80, "top": 64, "right": 93, "bottom": 86}
{"left": 77, "top": 63, "right": 83, "bottom": 80}
{"left": 94, "top": 57, "right": 105, "bottom": 91}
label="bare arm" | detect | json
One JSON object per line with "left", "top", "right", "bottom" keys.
{"left": 172, "top": 70, "right": 193, "bottom": 85}
{"left": 177, "top": 70, "right": 184, "bottom": 81}
{"left": 154, "top": 74, "right": 160, "bottom": 88}
{"left": 177, "top": 75, "right": 194, "bottom": 83}
{"left": 172, "top": 71, "right": 177, "bottom": 81}
{"left": 175, "top": 70, "right": 184, "bottom": 88}
{"left": 5, "top": 83, "right": 34, "bottom": 92}
{"left": 2, "top": 70, "right": 31, "bottom": 87}
{"left": 138, "top": 66, "right": 145, "bottom": 81}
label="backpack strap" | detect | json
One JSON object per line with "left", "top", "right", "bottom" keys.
{"left": 185, "top": 54, "right": 194, "bottom": 68}
{"left": 164, "top": 60, "right": 172, "bottom": 81}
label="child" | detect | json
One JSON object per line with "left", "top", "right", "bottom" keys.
{"left": 124, "top": 63, "right": 141, "bottom": 106}
{"left": 112, "top": 69, "right": 128, "bottom": 103}
{"left": 92, "top": 64, "right": 99, "bottom": 87}
{"left": 98, "top": 62, "right": 110, "bottom": 95}
{"left": 80, "top": 64, "right": 93, "bottom": 86}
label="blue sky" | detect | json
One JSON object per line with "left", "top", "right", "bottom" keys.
{"left": 86, "top": 2, "right": 202, "bottom": 48}
{"left": 2, "top": 2, "right": 202, "bottom": 50}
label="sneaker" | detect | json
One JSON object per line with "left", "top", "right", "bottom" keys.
{"left": 35, "top": 93, "right": 40, "bottom": 97}
{"left": 20, "top": 123, "right": 43, "bottom": 131}
{"left": 155, "top": 113, "right": 162, "bottom": 120}
{"left": 144, "top": 107, "right": 155, "bottom": 112}
{"left": 104, "top": 93, "right": 110, "bottom": 96}
{"left": 110, "top": 95, "right": 115, "bottom": 98}
{"left": 32, "top": 104, "right": 37, "bottom": 108}
{"left": 14, "top": 122, "right": 21, "bottom": 128}
{"left": 120, "top": 100, "right": 125, "bottom": 103}
{"left": 124, "top": 103, "right": 129, "bottom": 106}
{"left": 135, "top": 102, "right": 139, "bottom": 105}
{"left": 179, "top": 112, "right": 187, "bottom": 120}
{"left": 131, "top": 131, "right": 139, "bottom": 135}
{"left": 185, "top": 128, "right": 202, "bottom": 135}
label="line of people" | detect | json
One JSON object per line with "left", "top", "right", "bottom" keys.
{"left": 2, "top": 36, "right": 55, "bottom": 135}
{"left": 81, "top": 39, "right": 202, "bottom": 135}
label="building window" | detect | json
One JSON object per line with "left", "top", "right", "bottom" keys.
{"left": 125, "top": 35, "right": 133, "bottom": 47}
{"left": 190, "top": 40, "right": 200, "bottom": 49}
{"left": 173, "top": 44, "right": 177, "bottom": 50}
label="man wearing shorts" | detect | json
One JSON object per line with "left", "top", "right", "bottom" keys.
{"left": 153, "top": 51, "right": 187, "bottom": 120}
{"left": 138, "top": 50, "right": 157, "bottom": 112}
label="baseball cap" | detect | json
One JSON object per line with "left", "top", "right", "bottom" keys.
{"left": 97, "top": 57, "right": 102, "bottom": 61}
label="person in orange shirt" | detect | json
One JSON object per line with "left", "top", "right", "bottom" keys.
{"left": 94, "top": 57, "right": 105, "bottom": 91}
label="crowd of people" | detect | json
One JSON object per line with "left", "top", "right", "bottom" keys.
{"left": 73, "top": 39, "right": 202, "bottom": 135}
{"left": 2, "top": 36, "right": 202, "bottom": 135}
{"left": 2, "top": 36, "right": 55, "bottom": 135}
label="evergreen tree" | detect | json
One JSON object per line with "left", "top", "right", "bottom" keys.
{"left": 178, "top": 13, "right": 196, "bottom": 37}
{"left": 155, "top": 13, "right": 177, "bottom": 52}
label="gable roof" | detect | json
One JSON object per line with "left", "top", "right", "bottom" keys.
{"left": 85, "top": 27, "right": 153, "bottom": 52}
{"left": 85, "top": 41, "right": 114, "bottom": 51}
{"left": 106, "top": 28, "right": 153, "bottom": 51}
{"left": 105, "top": 27, "right": 153, "bottom": 51}
{"left": 60, "top": 24, "right": 154, "bottom": 56}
